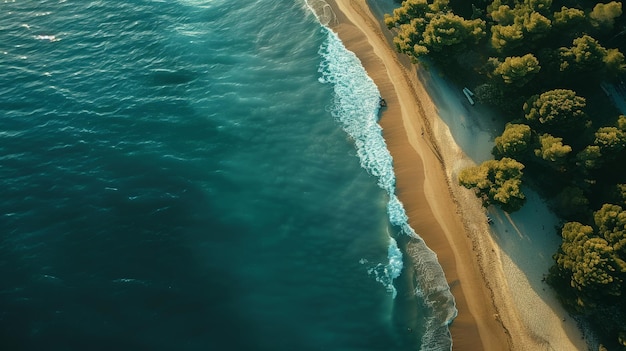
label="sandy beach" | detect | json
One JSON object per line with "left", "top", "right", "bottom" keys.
{"left": 319, "top": 0, "right": 588, "bottom": 350}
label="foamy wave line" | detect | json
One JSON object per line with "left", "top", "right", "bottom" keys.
{"left": 317, "top": 28, "right": 402, "bottom": 294}
{"left": 303, "top": 0, "right": 337, "bottom": 26}
{"left": 311, "top": 9, "right": 457, "bottom": 350}
{"left": 367, "top": 237, "right": 403, "bottom": 298}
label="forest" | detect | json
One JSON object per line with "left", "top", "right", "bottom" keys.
{"left": 384, "top": 0, "right": 626, "bottom": 349}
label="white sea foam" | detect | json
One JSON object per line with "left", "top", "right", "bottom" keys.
{"left": 304, "top": 0, "right": 337, "bottom": 27}
{"left": 315, "top": 21, "right": 457, "bottom": 351}
{"left": 386, "top": 237, "right": 403, "bottom": 281}
{"left": 317, "top": 31, "right": 394, "bottom": 192}
{"left": 367, "top": 237, "right": 403, "bottom": 298}
{"left": 112, "top": 278, "right": 146, "bottom": 285}
{"left": 318, "top": 28, "right": 400, "bottom": 290}
{"left": 34, "top": 35, "right": 59, "bottom": 42}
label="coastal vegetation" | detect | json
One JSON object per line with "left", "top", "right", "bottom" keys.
{"left": 385, "top": 0, "right": 626, "bottom": 348}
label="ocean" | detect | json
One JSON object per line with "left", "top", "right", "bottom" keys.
{"left": 0, "top": 1, "right": 453, "bottom": 350}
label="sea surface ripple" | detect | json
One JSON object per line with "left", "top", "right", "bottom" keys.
{"left": 2, "top": 0, "right": 452, "bottom": 350}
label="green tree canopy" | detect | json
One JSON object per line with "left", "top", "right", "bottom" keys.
{"left": 422, "top": 12, "right": 487, "bottom": 53}
{"left": 490, "top": 4, "right": 516, "bottom": 25}
{"left": 558, "top": 35, "right": 626, "bottom": 77}
{"left": 559, "top": 35, "right": 609, "bottom": 73}
{"left": 458, "top": 157, "right": 526, "bottom": 212}
{"left": 523, "top": 11, "right": 552, "bottom": 37}
{"left": 491, "top": 53, "right": 541, "bottom": 86}
{"left": 488, "top": 0, "right": 553, "bottom": 52}
{"left": 525, "top": 0, "right": 553, "bottom": 15}
{"left": 589, "top": 1, "right": 623, "bottom": 30}
{"left": 618, "top": 115, "right": 626, "bottom": 131}
{"left": 553, "top": 6, "right": 586, "bottom": 29}
{"left": 554, "top": 186, "right": 589, "bottom": 219}
{"left": 393, "top": 18, "right": 430, "bottom": 58}
{"left": 594, "top": 204, "right": 626, "bottom": 255}
{"left": 493, "top": 123, "right": 532, "bottom": 158}
{"left": 594, "top": 126, "right": 626, "bottom": 154}
{"left": 556, "top": 221, "right": 624, "bottom": 297}
{"left": 386, "top": 0, "right": 441, "bottom": 59}
{"left": 552, "top": 212, "right": 626, "bottom": 346}
{"left": 604, "top": 48, "right": 626, "bottom": 76}
{"left": 490, "top": 23, "right": 525, "bottom": 52}
{"left": 523, "top": 89, "right": 587, "bottom": 127}
{"left": 534, "top": 133, "right": 572, "bottom": 168}
{"left": 576, "top": 145, "right": 603, "bottom": 170}
{"left": 385, "top": 0, "right": 626, "bottom": 346}
{"left": 384, "top": 0, "right": 441, "bottom": 27}
{"left": 386, "top": 0, "right": 485, "bottom": 61}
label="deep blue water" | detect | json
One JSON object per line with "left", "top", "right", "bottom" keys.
{"left": 0, "top": 1, "right": 453, "bottom": 350}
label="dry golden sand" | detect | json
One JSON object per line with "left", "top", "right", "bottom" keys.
{"left": 320, "top": 1, "right": 587, "bottom": 350}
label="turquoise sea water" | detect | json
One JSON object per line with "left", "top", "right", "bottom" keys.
{"left": 1, "top": 1, "right": 453, "bottom": 350}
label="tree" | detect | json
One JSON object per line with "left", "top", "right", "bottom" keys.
{"left": 589, "top": 1, "right": 623, "bottom": 30}
{"left": 488, "top": 0, "right": 553, "bottom": 52}
{"left": 525, "top": 0, "right": 553, "bottom": 15}
{"left": 594, "top": 126, "right": 626, "bottom": 155}
{"left": 556, "top": 222, "right": 624, "bottom": 297}
{"left": 490, "top": 23, "right": 524, "bottom": 52}
{"left": 523, "top": 89, "right": 587, "bottom": 127}
{"left": 458, "top": 157, "right": 526, "bottom": 212}
{"left": 386, "top": 1, "right": 485, "bottom": 61}
{"left": 422, "top": 13, "right": 486, "bottom": 55}
{"left": 618, "top": 115, "right": 626, "bottom": 131}
{"left": 393, "top": 19, "right": 430, "bottom": 58}
{"left": 474, "top": 83, "right": 505, "bottom": 105}
{"left": 604, "top": 49, "right": 626, "bottom": 76}
{"left": 493, "top": 123, "right": 532, "bottom": 158}
{"left": 554, "top": 186, "right": 589, "bottom": 219}
{"left": 491, "top": 53, "right": 541, "bottom": 86}
{"left": 594, "top": 204, "right": 626, "bottom": 255}
{"left": 522, "top": 11, "right": 552, "bottom": 39}
{"left": 558, "top": 35, "right": 626, "bottom": 77}
{"left": 576, "top": 145, "right": 603, "bottom": 170}
{"left": 559, "top": 35, "right": 608, "bottom": 73}
{"left": 428, "top": 0, "right": 449, "bottom": 12}
{"left": 490, "top": 4, "right": 516, "bottom": 25}
{"left": 534, "top": 133, "right": 572, "bottom": 168}
{"left": 385, "top": 0, "right": 443, "bottom": 59}
{"left": 553, "top": 214, "right": 626, "bottom": 347}
{"left": 486, "top": 0, "right": 513, "bottom": 15}
{"left": 553, "top": 7, "right": 586, "bottom": 29}
{"left": 584, "top": 118, "right": 626, "bottom": 164}
{"left": 384, "top": 0, "right": 436, "bottom": 28}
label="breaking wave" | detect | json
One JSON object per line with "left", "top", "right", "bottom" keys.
{"left": 310, "top": 8, "right": 458, "bottom": 350}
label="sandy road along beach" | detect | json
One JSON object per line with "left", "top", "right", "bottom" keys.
{"left": 321, "top": 1, "right": 587, "bottom": 350}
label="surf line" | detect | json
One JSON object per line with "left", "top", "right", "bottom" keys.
{"left": 306, "top": 2, "right": 458, "bottom": 349}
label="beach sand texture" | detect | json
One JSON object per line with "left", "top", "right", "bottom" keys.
{"left": 322, "top": 1, "right": 588, "bottom": 350}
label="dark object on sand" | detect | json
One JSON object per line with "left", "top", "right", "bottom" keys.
{"left": 379, "top": 97, "right": 387, "bottom": 108}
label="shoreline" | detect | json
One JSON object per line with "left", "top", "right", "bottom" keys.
{"left": 321, "top": 1, "right": 587, "bottom": 350}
